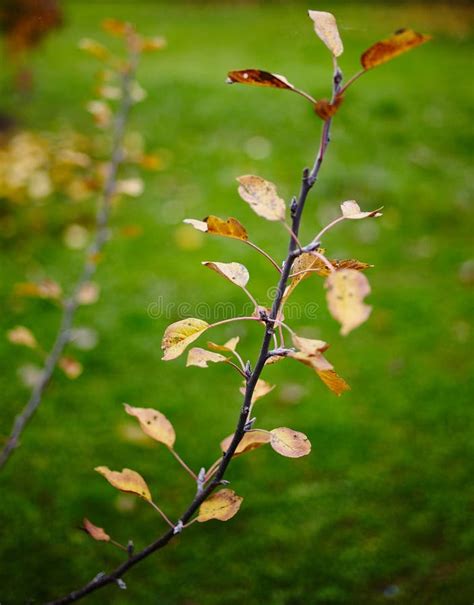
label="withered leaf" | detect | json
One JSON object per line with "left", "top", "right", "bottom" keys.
{"left": 207, "top": 336, "right": 240, "bottom": 353}
{"left": 82, "top": 518, "right": 110, "bottom": 542}
{"left": 15, "top": 279, "right": 62, "bottom": 300}
{"left": 184, "top": 215, "right": 248, "bottom": 241}
{"left": 227, "top": 69, "right": 296, "bottom": 91}
{"left": 314, "top": 95, "right": 344, "bottom": 120}
{"left": 95, "top": 466, "right": 152, "bottom": 501}
{"left": 270, "top": 427, "right": 311, "bottom": 458}
{"left": 220, "top": 430, "right": 271, "bottom": 456}
{"left": 186, "top": 347, "right": 227, "bottom": 368}
{"left": 240, "top": 379, "right": 275, "bottom": 403}
{"left": 317, "top": 369, "right": 351, "bottom": 396}
{"left": 59, "top": 356, "right": 83, "bottom": 379}
{"left": 7, "top": 326, "right": 37, "bottom": 349}
{"left": 124, "top": 404, "right": 176, "bottom": 448}
{"left": 202, "top": 261, "right": 250, "bottom": 289}
{"left": 325, "top": 269, "right": 372, "bottom": 336}
{"left": 161, "top": 318, "right": 209, "bottom": 361}
{"left": 308, "top": 10, "right": 344, "bottom": 57}
{"left": 361, "top": 29, "right": 431, "bottom": 70}
{"left": 292, "top": 334, "right": 329, "bottom": 354}
{"left": 237, "top": 175, "right": 286, "bottom": 222}
{"left": 341, "top": 200, "right": 382, "bottom": 219}
{"left": 197, "top": 489, "right": 243, "bottom": 522}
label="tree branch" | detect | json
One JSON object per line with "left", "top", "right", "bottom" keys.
{"left": 0, "top": 44, "right": 139, "bottom": 471}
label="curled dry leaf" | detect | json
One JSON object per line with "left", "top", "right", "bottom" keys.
{"left": 240, "top": 378, "right": 275, "bottom": 403}
{"left": 161, "top": 318, "right": 209, "bottom": 361}
{"left": 197, "top": 489, "right": 243, "bottom": 522}
{"left": 186, "top": 347, "right": 227, "bottom": 368}
{"left": 202, "top": 261, "right": 250, "bottom": 289}
{"left": 184, "top": 216, "right": 248, "bottom": 241}
{"left": 270, "top": 427, "right": 311, "bottom": 458}
{"left": 314, "top": 95, "right": 344, "bottom": 120}
{"left": 308, "top": 10, "right": 344, "bottom": 57}
{"left": 207, "top": 336, "right": 240, "bottom": 353}
{"left": 227, "top": 69, "right": 296, "bottom": 91}
{"left": 361, "top": 28, "right": 431, "bottom": 70}
{"left": 124, "top": 404, "right": 176, "bottom": 448}
{"left": 95, "top": 466, "right": 152, "bottom": 501}
{"left": 7, "top": 326, "right": 37, "bottom": 349}
{"left": 325, "top": 269, "right": 372, "bottom": 336}
{"left": 59, "top": 356, "right": 83, "bottom": 379}
{"left": 220, "top": 430, "right": 271, "bottom": 456}
{"left": 292, "top": 334, "right": 329, "bottom": 354}
{"left": 82, "top": 518, "right": 110, "bottom": 542}
{"left": 237, "top": 175, "right": 286, "bottom": 222}
{"left": 341, "top": 200, "right": 383, "bottom": 220}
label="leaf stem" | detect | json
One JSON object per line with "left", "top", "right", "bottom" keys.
{"left": 149, "top": 501, "right": 175, "bottom": 529}
{"left": 168, "top": 448, "right": 197, "bottom": 480}
{"left": 245, "top": 240, "right": 282, "bottom": 273}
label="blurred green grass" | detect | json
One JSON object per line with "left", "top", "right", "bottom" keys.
{"left": 0, "top": 1, "right": 473, "bottom": 604}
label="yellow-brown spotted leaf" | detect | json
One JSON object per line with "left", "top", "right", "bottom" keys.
{"left": 82, "top": 518, "right": 110, "bottom": 542}
{"left": 270, "top": 427, "right": 311, "bottom": 458}
{"left": 237, "top": 175, "right": 286, "bottom": 222}
{"left": 184, "top": 216, "right": 248, "bottom": 241}
{"left": 308, "top": 10, "right": 344, "bottom": 57}
{"left": 227, "top": 69, "right": 296, "bottom": 91}
{"left": 314, "top": 95, "right": 344, "bottom": 120}
{"left": 361, "top": 29, "right": 431, "bottom": 70}
{"left": 186, "top": 347, "right": 227, "bottom": 368}
{"left": 341, "top": 200, "right": 382, "bottom": 220}
{"left": 240, "top": 379, "right": 275, "bottom": 403}
{"left": 220, "top": 430, "right": 271, "bottom": 456}
{"left": 95, "top": 466, "right": 152, "bottom": 501}
{"left": 161, "top": 318, "right": 209, "bottom": 361}
{"left": 207, "top": 336, "right": 240, "bottom": 353}
{"left": 202, "top": 261, "right": 250, "bottom": 289}
{"left": 7, "top": 326, "right": 37, "bottom": 349}
{"left": 292, "top": 334, "right": 329, "bottom": 354}
{"left": 325, "top": 269, "right": 372, "bottom": 336}
{"left": 197, "top": 489, "right": 243, "bottom": 522}
{"left": 124, "top": 404, "right": 176, "bottom": 448}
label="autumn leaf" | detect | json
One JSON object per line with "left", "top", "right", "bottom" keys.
{"left": 220, "top": 430, "right": 271, "bottom": 456}
{"left": 82, "top": 518, "right": 110, "bottom": 542}
{"left": 78, "top": 38, "right": 109, "bottom": 60}
{"left": 161, "top": 318, "right": 209, "bottom": 361}
{"left": 197, "top": 489, "right": 243, "bottom": 522}
{"left": 124, "top": 404, "right": 176, "bottom": 448}
{"left": 325, "top": 269, "right": 372, "bottom": 336}
{"left": 207, "top": 336, "right": 240, "bottom": 353}
{"left": 314, "top": 95, "right": 344, "bottom": 120}
{"left": 317, "top": 370, "right": 351, "bottom": 396}
{"left": 202, "top": 261, "right": 250, "bottom": 288}
{"left": 95, "top": 466, "right": 152, "bottom": 501}
{"left": 226, "top": 69, "right": 296, "bottom": 91}
{"left": 341, "top": 200, "right": 382, "bottom": 219}
{"left": 240, "top": 379, "right": 275, "bottom": 403}
{"left": 77, "top": 281, "right": 100, "bottom": 305}
{"left": 308, "top": 10, "right": 344, "bottom": 57}
{"left": 7, "top": 326, "right": 37, "bottom": 349}
{"left": 15, "top": 279, "right": 62, "bottom": 300}
{"left": 186, "top": 348, "right": 227, "bottom": 368}
{"left": 101, "top": 18, "right": 129, "bottom": 37}
{"left": 140, "top": 36, "right": 167, "bottom": 52}
{"left": 184, "top": 215, "right": 248, "bottom": 241}
{"left": 361, "top": 28, "right": 431, "bottom": 70}
{"left": 237, "top": 175, "right": 286, "bottom": 221}
{"left": 292, "top": 334, "right": 329, "bottom": 354}
{"left": 59, "top": 356, "right": 83, "bottom": 379}
{"left": 270, "top": 427, "right": 311, "bottom": 458}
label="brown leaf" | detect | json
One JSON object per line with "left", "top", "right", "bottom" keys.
{"left": 15, "top": 279, "right": 62, "bottom": 300}
{"left": 341, "top": 200, "right": 382, "bottom": 219}
{"left": 227, "top": 69, "right": 296, "bottom": 91}
{"left": 95, "top": 466, "right": 152, "bottom": 501}
{"left": 161, "top": 318, "right": 209, "bottom": 361}
{"left": 124, "top": 404, "right": 176, "bottom": 448}
{"left": 101, "top": 18, "right": 129, "bottom": 37}
{"left": 237, "top": 175, "right": 286, "bottom": 222}
{"left": 308, "top": 10, "right": 344, "bottom": 57}
{"left": 202, "top": 261, "right": 250, "bottom": 289}
{"left": 361, "top": 28, "right": 431, "bottom": 70}
{"left": 331, "top": 259, "right": 374, "bottom": 273}
{"left": 207, "top": 337, "right": 240, "bottom": 353}
{"left": 316, "top": 369, "right": 351, "bottom": 396}
{"left": 220, "top": 430, "right": 271, "bottom": 456}
{"left": 325, "top": 269, "right": 372, "bottom": 336}
{"left": 59, "top": 356, "right": 83, "bottom": 379}
{"left": 184, "top": 215, "right": 248, "bottom": 241}
{"left": 197, "top": 489, "right": 243, "bottom": 522}
{"left": 82, "top": 518, "right": 110, "bottom": 542}
{"left": 186, "top": 347, "right": 227, "bottom": 368}
{"left": 314, "top": 95, "right": 344, "bottom": 120}
{"left": 240, "top": 379, "right": 275, "bottom": 403}
{"left": 7, "top": 326, "right": 37, "bottom": 349}
{"left": 270, "top": 427, "right": 311, "bottom": 458}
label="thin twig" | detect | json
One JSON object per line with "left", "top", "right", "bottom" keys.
{"left": 45, "top": 60, "right": 342, "bottom": 605}
{"left": 0, "top": 46, "right": 140, "bottom": 471}
{"left": 245, "top": 240, "right": 282, "bottom": 273}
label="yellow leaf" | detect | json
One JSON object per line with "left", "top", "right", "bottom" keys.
{"left": 15, "top": 279, "right": 62, "bottom": 300}
{"left": 202, "top": 261, "right": 250, "bottom": 288}
{"left": 236, "top": 175, "right": 286, "bottom": 222}
{"left": 316, "top": 369, "right": 351, "bottom": 396}
{"left": 292, "top": 334, "right": 329, "bottom": 354}
{"left": 101, "top": 18, "right": 129, "bottom": 37}
{"left": 82, "top": 518, "right": 110, "bottom": 542}
{"left": 58, "top": 356, "right": 83, "bottom": 379}
{"left": 186, "top": 347, "right": 227, "bottom": 368}
{"left": 95, "top": 466, "right": 152, "bottom": 501}
{"left": 341, "top": 200, "right": 383, "bottom": 220}
{"left": 78, "top": 38, "right": 109, "bottom": 60}
{"left": 227, "top": 69, "right": 297, "bottom": 91}
{"left": 7, "top": 326, "right": 37, "bottom": 349}
{"left": 207, "top": 336, "right": 240, "bottom": 353}
{"left": 270, "top": 427, "right": 311, "bottom": 458}
{"left": 361, "top": 28, "right": 431, "bottom": 70}
{"left": 197, "top": 489, "right": 243, "bottom": 522}
{"left": 161, "top": 318, "right": 209, "bottom": 361}
{"left": 124, "top": 404, "right": 176, "bottom": 448}
{"left": 240, "top": 379, "right": 275, "bottom": 403}
{"left": 77, "top": 281, "right": 100, "bottom": 305}
{"left": 184, "top": 215, "right": 249, "bottom": 241}
{"left": 325, "top": 269, "right": 372, "bottom": 336}
{"left": 141, "top": 36, "right": 167, "bottom": 52}
{"left": 308, "top": 10, "right": 344, "bottom": 57}
{"left": 220, "top": 430, "right": 271, "bottom": 456}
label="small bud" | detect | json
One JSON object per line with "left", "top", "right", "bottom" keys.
{"left": 116, "top": 578, "right": 127, "bottom": 590}
{"left": 173, "top": 520, "right": 184, "bottom": 535}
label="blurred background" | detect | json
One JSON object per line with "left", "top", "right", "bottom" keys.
{"left": 0, "top": 1, "right": 473, "bottom": 604}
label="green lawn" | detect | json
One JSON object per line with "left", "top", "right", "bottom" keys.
{"left": 0, "top": 2, "right": 473, "bottom": 604}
